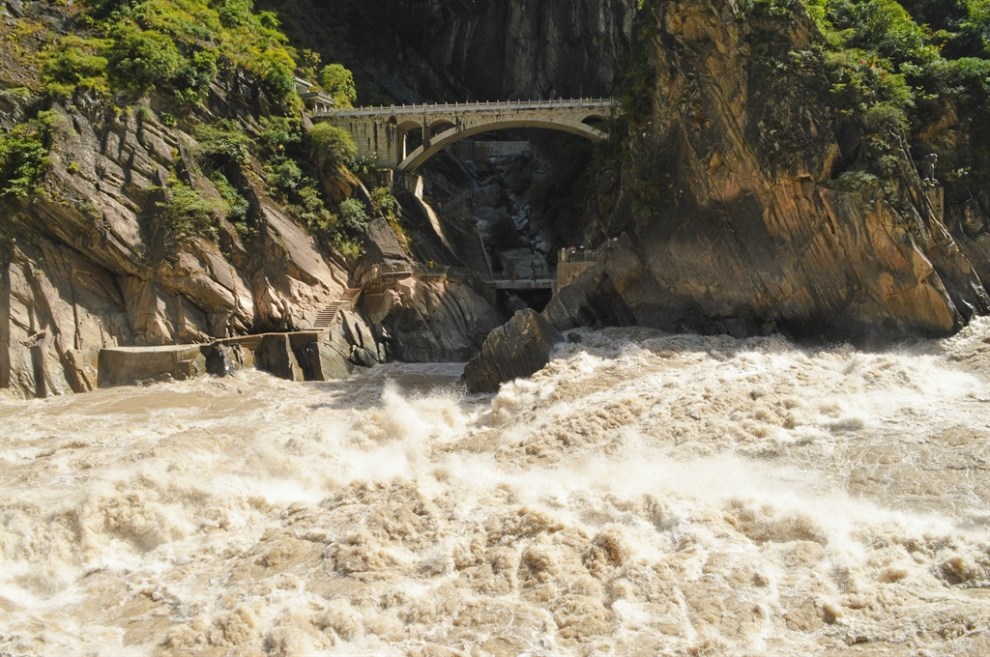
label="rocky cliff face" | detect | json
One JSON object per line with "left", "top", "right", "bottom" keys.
{"left": 362, "top": 0, "right": 636, "bottom": 100}
{"left": 0, "top": 94, "right": 349, "bottom": 395}
{"left": 266, "top": 0, "right": 637, "bottom": 102}
{"left": 577, "top": 0, "right": 989, "bottom": 341}
{"left": 465, "top": 0, "right": 990, "bottom": 391}
{"left": 0, "top": 3, "right": 503, "bottom": 399}
{"left": 362, "top": 276, "right": 503, "bottom": 362}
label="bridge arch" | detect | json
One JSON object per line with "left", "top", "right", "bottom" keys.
{"left": 398, "top": 119, "right": 606, "bottom": 173}
{"left": 428, "top": 119, "right": 456, "bottom": 136}
{"left": 314, "top": 98, "right": 617, "bottom": 169}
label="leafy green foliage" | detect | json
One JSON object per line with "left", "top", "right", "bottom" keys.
{"left": 107, "top": 21, "right": 184, "bottom": 93}
{"left": 40, "top": 35, "right": 112, "bottom": 99}
{"left": 370, "top": 185, "right": 408, "bottom": 248}
{"left": 320, "top": 63, "right": 357, "bottom": 108}
{"left": 308, "top": 122, "right": 357, "bottom": 169}
{"left": 266, "top": 158, "right": 305, "bottom": 196}
{"left": 257, "top": 115, "right": 302, "bottom": 158}
{"left": 829, "top": 169, "right": 882, "bottom": 191}
{"left": 827, "top": 0, "right": 939, "bottom": 64}
{"left": 208, "top": 170, "right": 249, "bottom": 223}
{"left": 216, "top": 0, "right": 252, "bottom": 27}
{"left": 0, "top": 112, "right": 58, "bottom": 201}
{"left": 44, "top": 1, "right": 303, "bottom": 110}
{"left": 257, "top": 46, "right": 298, "bottom": 111}
{"left": 292, "top": 185, "right": 337, "bottom": 231}
{"left": 194, "top": 120, "right": 253, "bottom": 168}
{"left": 174, "top": 49, "right": 218, "bottom": 104}
{"left": 370, "top": 186, "right": 398, "bottom": 220}
{"left": 338, "top": 198, "right": 369, "bottom": 232}
{"left": 156, "top": 177, "right": 223, "bottom": 244}
{"left": 784, "top": 0, "right": 990, "bottom": 187}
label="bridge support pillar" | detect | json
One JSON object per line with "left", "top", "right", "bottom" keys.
{"left": 398, "top": 173, "right": 424, "bottom": 199}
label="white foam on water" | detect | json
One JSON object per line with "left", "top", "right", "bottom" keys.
{"left": 2, "top": 323, "right": 988, "bottom": 656}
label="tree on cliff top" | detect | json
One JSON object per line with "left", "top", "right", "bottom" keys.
{"left": 320, "top": 63, "right": 357, "bottom": 108}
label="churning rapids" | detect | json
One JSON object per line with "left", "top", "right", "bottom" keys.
{"left": 2, "top": 322, "right": 988, "bottom": 657}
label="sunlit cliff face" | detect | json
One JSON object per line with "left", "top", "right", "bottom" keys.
{"left": 2, "top": 319, "right": 988, "bottom": 656}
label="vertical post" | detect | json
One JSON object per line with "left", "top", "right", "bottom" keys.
{"left": 28, "top": 332, "right": 50, "bottom": 398}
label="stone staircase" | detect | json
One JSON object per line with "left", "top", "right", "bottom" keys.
{"left": 313, "top": 288, "right": 361, "bottom": 329}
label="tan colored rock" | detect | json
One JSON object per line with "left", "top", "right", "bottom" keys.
{"left": 577, "top": 0, "right": 990, "bottom": 341}
{"left": 1, "top": 96, "right": 356, "bottom": 397}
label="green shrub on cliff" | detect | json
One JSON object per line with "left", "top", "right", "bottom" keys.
{"left": 257, "top": 116, "right": 302, "bottom": 158}
{"left": 40, "top": 35, "right": 112, "bottom": 99}
{"left": 156, "top": 177, "right": 224, "bottom": 244}
{"left": 0, "top": 112, "right": 58, "bottom": 201}
{"left": 39, "top": 1, "right": 302, "bottom": 111}
{"left": 174, "top": 49, "right": 219, "bottom": 104}
{"left": 370, "top": 187, "right": 398, "bottom": 221}
{"left": 320, "top": 63, "right": 357, "bottom": 108}
{"left": 194, "top": 120, "right": 254, "bottom": 168}
{"left": 107, "top": 21, "right": 184, "bottom": 93}
{"left": 338, "top": 198, "right": 369, "bottom": 232}
{"left": 266, "top": 158, "right": 305, "bottom": 196}
{"left": 308, "top": 123, "right": 357, "bottom": 169}
{"left": 808, "top": 0, "right": 990, "bottom": 184}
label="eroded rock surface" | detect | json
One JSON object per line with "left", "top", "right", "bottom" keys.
{"left": 362, "top": 277, "right": 503, "bottom": 362}
{"left": 575, "top": 0, "right": 990, "bottom": 342}
{"left": 463, "top": 309, "right": 561, "bottom": 393}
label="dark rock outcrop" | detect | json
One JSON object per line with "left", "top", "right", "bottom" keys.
{"left": 462, "top": 308, "right": 562, "bottom": 393}
{"left": 267, "top": 0, "right": 637, "bottom": 102}
{"left": 256, "top": 334, "right": 306, "bottom": 382}
{"left": 361, "top": 276, "right": 503, "bottom": 362}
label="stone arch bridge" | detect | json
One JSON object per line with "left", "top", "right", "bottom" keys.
{"left": 312, "top": 98, "right": 616, "bottom": 172}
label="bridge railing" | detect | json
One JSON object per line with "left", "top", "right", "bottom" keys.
{"left": 558, "top": 238, "right": 621, "bottom": 264}
{"left": 316, "top": 97, "right": 616, "bottom": 119}
{"left": 360, "top": 261, "right": 484, "bottom": 289}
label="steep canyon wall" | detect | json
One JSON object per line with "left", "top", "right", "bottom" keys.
{"left": 465, "top": 0, "right": 990, "bottom": 389}
{"left": 5, "top": 0, "right": 989, "bottom": 399}
{"left": 556, "top": 0, "right": 989, "bottom": 341}
{"left": 267, "top": 0, "right": 637, "bottom": 102}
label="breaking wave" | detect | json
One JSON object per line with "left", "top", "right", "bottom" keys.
{"left": 2, "top": 320, "right": 988, "bottom": 656}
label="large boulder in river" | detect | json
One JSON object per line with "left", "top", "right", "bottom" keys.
{"left": 463, "top": 309, "right": 562, "bottom": 393}
{"left": 361, "top": 277, "right": 503, "bottom": 362}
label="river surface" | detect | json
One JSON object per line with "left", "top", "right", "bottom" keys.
{"left": 2, "top": 321, "right": 988, "bottom": 656}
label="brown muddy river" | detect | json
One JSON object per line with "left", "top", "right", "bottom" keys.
{"left": 2, "top": 321, "right": 988, "bottom": 656}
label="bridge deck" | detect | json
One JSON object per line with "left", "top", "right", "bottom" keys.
{"left": 314, "top": 98, "right": 615, "bottom": 120}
